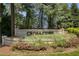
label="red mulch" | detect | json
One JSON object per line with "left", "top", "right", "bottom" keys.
{"left": 0, "top": 46, "right": 12, "bottom": 55}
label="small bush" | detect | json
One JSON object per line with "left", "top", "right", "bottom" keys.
{"left": 24, "top": 33, "right": 77, "bottom": 48}
{"left": 50, "top": 33, "right": 77, "bottom": 48}
{"left": 66, "top": 28, "right": 79, "bottom": 36}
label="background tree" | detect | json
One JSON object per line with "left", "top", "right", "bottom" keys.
{"left": 21, "top": 4, "right": 34, "bottom": 29}
{"left": 0, "top": 3, "right": 3, "bottom": 45}
{"left": 56, "top": 4, "right": 72, "bottom": 28}
{"left": 44, "top": 3, "right": 57, "bottom": 29}
{"left": 71, "top": 3, "right": 78, "bottom": 16}
{"left": 39, "top": 4, "right": 44, "bottom": 28}
{"left": 70, "top": 3, "right": 79, "bottom": 27}
{"left": 11, "top": 3, "right": 15, "bottom": 37}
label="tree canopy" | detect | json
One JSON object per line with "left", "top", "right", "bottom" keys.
{"left": 1, "top": 3, "right": 79, "bottom": 36}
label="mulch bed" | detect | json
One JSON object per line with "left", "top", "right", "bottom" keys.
{"left": 0, "top": 46, "right": 77, "bottom": 56}
{"left": 0, "top": 46, "right": 12, "bottom": 55}
{"left": 0, "top": 37, "right": 79, "bottom": 56}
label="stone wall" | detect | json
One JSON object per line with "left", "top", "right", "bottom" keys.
{"left": 15, "top": 28, "right": 60, "bottom": 37}
{"left": 2, "top": 28, "right": 65, "bottom": 45}
{"left": 15, "top": 28, "right": 27, "bottom": 37}
{"left": 2, "top": 36, "right": 13, "bottom": 46}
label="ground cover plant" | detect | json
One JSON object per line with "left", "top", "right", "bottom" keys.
{"left": 24, "top": 33, "right": 77, "bottom": 47}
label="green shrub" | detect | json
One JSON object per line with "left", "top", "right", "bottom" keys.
{"left": 24, "top": 33, "right": 77, "bottom": 48}
{"left": 66, "top": 28, "right": 79, "bottom": 36}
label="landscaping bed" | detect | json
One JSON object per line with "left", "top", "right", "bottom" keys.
{"left": 1, "top": 32, "right": 79, "bottom": 56}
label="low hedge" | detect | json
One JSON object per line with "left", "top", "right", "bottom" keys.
{"left": 66, "top": 28, "right": 79, "bottom": 36}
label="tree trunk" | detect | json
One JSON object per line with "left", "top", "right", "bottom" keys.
{"left": 48, "top": 15, "right": 52, "bottom": 29}
{"left": 25, "top": 10, "right": 30, "bottom": 29}
{"left": 11, "top": 3, "right": 15, "bottom": 37}
{"left": 0, "top": 3, "right": 2, "bottom": 45}
{"left": 39, "top": 5, "right": 43, "bottom": 29}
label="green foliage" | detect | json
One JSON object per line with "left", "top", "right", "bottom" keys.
{"left": 14, "top": 3, "right": 79, "bottom": 29}
{"left": 61, "top": 22, "right": 73, "bottom": 28}
{"left": 2, "top": 15, "right": 11, "bottom": 36}
{"left": 66, "top": 28, "right": 79, "bottom": 36}
{"left": 1, "top": 4, "right": 11, "bottom": 36}
{"left": 71, "top": 3, "right": 79, "bottom": 16}
{"left": 1, "top": 3, "right": 79, "bottom": 36}
{"left": 24, "top": 33, "right": 77, "bottom": 48}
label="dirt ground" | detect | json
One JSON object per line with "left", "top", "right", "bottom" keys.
{"left": 0, "top": 46, "right": 12, "bottom": 55}
{"left": 0, "top": 45, "right": 77, "bottom": 56}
